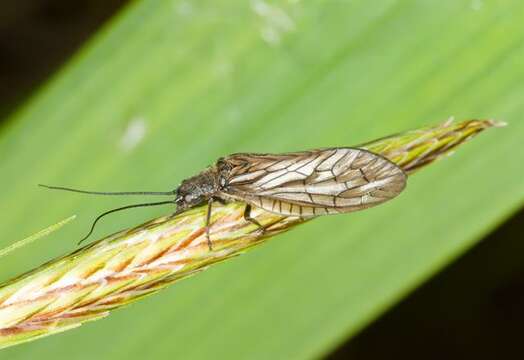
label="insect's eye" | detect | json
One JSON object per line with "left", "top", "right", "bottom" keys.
{"left": 184, "top": 195, "right": 193, "bottom": 203}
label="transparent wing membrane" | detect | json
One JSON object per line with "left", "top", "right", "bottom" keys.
{"left": 222, "top": 148, "right": 407, "bottom": 217}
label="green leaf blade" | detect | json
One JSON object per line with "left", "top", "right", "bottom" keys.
{"left": 1, "top": 1, "right": 523, "bottom": 359}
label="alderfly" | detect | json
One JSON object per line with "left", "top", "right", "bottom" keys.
{"left": 41, "top": 147, "right": 407, "bottom": 249}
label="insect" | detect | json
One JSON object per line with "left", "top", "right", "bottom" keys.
{"left": 41, "top": 148, "right": 407, "bottom": 249}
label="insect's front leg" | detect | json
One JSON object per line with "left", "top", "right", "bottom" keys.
{"left": 205, "top": 198, "right": 214, "bottom": 251}
{"left": 204, "top": 197, "right": 230, "bottom": 251}
{"left": 243, "top": 204, "right": 266, "bottom": 235}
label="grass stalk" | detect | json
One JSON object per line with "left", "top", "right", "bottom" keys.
{"left": 0, "top": 119, "right": 502, "bottom": 349}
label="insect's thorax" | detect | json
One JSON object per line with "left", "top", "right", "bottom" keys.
{"left": 174, "top": 167, "right": 224, "bottom": 210}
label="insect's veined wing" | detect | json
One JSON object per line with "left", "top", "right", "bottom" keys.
{"left": 221, "top": 148, "right": 406, "bottom": 217}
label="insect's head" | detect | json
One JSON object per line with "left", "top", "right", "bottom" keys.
{"left": 175, "top": 183, "right": 198, "bottom": 210}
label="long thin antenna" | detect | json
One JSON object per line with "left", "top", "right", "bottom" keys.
{"left": 39, "top": 184, "right": 175, "bottom": 196}
{"left": 78, "top": 200, "right": 176, "bottom": 245}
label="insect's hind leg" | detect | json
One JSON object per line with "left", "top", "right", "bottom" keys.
{"left": 243, "top": 204, "right": 266, "bottom": 235}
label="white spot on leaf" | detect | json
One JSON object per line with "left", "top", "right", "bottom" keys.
{"left": 120, "top": 117, "right": 147, "bottom": 152}
{"left": 251, "top": 0, "right": 296, "bottom": 46}
{"left": 260, "top": 26, "right": 281, "bottom": 45}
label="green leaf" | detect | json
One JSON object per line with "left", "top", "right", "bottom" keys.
{"left": 1, "top": 1, "right": 523, "bottom": 359}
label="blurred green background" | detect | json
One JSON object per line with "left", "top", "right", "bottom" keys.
{"left": 1, "top": 1, "right": 523, "bottom": 359}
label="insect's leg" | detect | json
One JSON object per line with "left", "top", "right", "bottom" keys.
{"left": 205, "top": 198, "right": 213, "bottom": 251}
{"left": 243, "top": 204, "right": 265, "bottom": 234}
